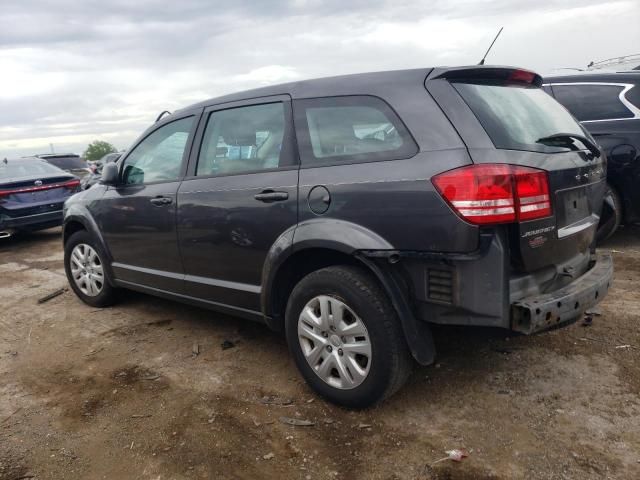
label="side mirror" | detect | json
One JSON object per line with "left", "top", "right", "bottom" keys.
{"left": 100, "top": 162, "right": 119, "bottom": 186}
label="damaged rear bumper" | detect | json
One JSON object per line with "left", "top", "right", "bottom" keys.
{"left": 511, "top": 253, "right": 613, "bottom": 334}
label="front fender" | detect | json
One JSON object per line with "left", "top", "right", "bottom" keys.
{"left": 63, "top": 204, "right": 116, "bottom": 285}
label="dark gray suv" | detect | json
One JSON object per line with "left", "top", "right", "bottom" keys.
{"left": 63, "top": 66, "right": 613, "bottom": 407}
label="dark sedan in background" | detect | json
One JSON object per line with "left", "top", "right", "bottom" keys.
{"left": 0, "top": 157, "right": 80, "bottom": 238}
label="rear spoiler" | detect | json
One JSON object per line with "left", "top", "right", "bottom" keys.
{"left": 428, "top": 66, "right": 543, "bottom": 87}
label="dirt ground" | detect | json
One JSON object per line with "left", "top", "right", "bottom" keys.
{"left": 1, "top": 226, "right": 639, "bottom": 480}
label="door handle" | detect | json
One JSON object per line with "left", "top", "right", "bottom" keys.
{"left": 150, "top": 196, "right": 173, "bottom": 206}
{"left": 254, "top": 191, "right": 289, "bottom": 202}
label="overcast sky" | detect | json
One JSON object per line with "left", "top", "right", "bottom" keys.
{"left": 1, "top": 0, "right": 638, "bottom": 158}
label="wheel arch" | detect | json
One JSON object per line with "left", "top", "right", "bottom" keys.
{"left": 261, "top": 219, "right": 435, "bottom": 365}
{"left": 63, "top": 207, "right": 116, "bottom": 285}
{"left": 261, "top": 219, "right": 394, "bottom": 324}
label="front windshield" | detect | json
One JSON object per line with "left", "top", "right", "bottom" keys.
{"left": 453, "top": 82, "right": 587, "bottom": 153}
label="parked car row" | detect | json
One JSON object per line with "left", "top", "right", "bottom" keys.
{"left": 81, "top": 152, "right": 122, "bottom": 190}
{"left": 35, "top": 153, "right": 91, "bottom": 178}
{"left": 0, "top": 151, "right": 128, "bottom": 237}
{"left": 0, "top": 157, "right": 80, "bottom": 238}
{"left": 61, "top": 65, "right": 614, "bottom": 407}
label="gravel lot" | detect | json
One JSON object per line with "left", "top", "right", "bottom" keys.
{"left": 1, "top": 226, "right": 639, "bottom": 480}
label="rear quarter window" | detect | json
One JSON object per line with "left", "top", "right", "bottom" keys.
{"left": 551, "top": 84, "right": 635, "bottom": 121}
{"left": 293, "top": 96, "right": 417, "bottom": 166}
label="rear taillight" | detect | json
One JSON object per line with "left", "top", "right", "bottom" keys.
{"left": 432, "top": 164, "right": 551, "bottom": 225}
{"left": 63, "top": 179, "right": 81, "bottom": 190}
{"left": 507, "top": 69, "right": 536, "bottom": 84}
{"left": 0, "top": 178, "right": 81, "bottom": 198}
{"left": 514, "top": 168, "right": 551, "bottom": 220}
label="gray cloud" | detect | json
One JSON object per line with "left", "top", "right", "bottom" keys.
{"left": 1, "top": 0, "right": 638, "bottom": 157}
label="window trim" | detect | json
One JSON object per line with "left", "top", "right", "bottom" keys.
{"left": 544, "top": 82, "right": 640, "bottom": 123}
{"left": 293, "top": 95, "right": 419, "bottom": 168}
{"left": 117, "top": 113, "right": 200, "bottom": 187}
{"left": 185, "top": 96, "right": 298, "bottom": 180}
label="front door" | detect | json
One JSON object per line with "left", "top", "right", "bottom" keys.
{"left": 96, "top": 114, "right": 198, "bottom": 292}
{"left": 177, "top": 97, "right": 298, "bottom": 314}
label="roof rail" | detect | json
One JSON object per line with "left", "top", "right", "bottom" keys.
{"left": 587, "top": 53, "right": 640, "bottom": 71}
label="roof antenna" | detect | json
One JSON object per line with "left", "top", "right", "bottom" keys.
{"left": 478, "top": 27, "right": 504, "bottom": 65}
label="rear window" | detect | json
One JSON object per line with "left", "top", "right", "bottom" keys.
{"left": 0, "top": 160, "right": 65, "bottom": 179}
{"left": 43, "top": 156, "right": 88, "bottom": 170}
{"left": 626, "top": 84, "right": 640, "bottom": 110}
{"left": 453, "top": 82, "right": 586, "bottom": 153}
{"left": 551, "top": 84, "right": 635, "bottom": 121}
{"left": 294, "top": 96, "right": 417, "bottom": 166}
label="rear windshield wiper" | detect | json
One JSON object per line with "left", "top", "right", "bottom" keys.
{"left": 536, "top": 133, "right": 601, "bottom": 158}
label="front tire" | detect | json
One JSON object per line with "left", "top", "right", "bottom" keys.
{"left": 285, "top": 266, "right": 413, "bottom": 408}
{"left": 64, "top": 230, "right": 117, "bottom": 308}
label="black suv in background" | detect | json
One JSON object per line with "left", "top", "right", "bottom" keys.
{"left": 63, "top": 66, "right": 613, "bottom": 407}
{"left": 544, "top": 71, "right": 640, "bottom": 240}
{"left": 36, "top": 154, "right": 91, "bottom": 179}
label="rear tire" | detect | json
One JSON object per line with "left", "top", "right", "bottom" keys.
{"left": 596, "top": 184, "right": 622, "bottom": 243}
{"left": 64, "top": 230, "right": 117, "bottom": 308}
{"left": 285, "top": 265, "right": 413, "bottom": 408}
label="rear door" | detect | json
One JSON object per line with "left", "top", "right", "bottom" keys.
{"left": 177, "top": 96, "right": 298, "bottom": 314}
{"left": 95, "top": 114, "right": 198, "bottom": 292}
{"left": 427, "top": 68, "right": 607, "bottom": 272}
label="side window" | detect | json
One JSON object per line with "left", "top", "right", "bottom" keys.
{"left": 122, "top": 116, "right": 194, "bottom": 185}
{"left": 552, "top": 84, "right": 634, "bottom": 121}
{"left": 196, "top": 102, "right": 291, "bottom": 176}
{"left": 625, "top": 84, "right": 640, "bottom": 110}
{"left": 294, "top": 96, "right": 417, "bottom": 166}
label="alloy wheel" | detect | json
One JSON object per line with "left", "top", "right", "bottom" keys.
{"left": 297, "top": 295, "right": 372, "bottom": 389}
{"left": 70, "top": 243, "right": 104, "bottom": 297}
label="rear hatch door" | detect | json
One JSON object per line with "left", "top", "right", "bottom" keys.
{"left": 426, "top": 67, "right": 606, "bottom": 272}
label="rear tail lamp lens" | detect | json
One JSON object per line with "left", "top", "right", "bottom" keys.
{"left": 507, "top": 69, "right": 537, "bottom": 84}
{"left": 63, "top": 179, "right": 81, "bottom": 190}
{"left": 514, "top": 169, "right": 551, "bottom": 220}
{"left": 0, "top": 179, "right": 81, "bottom": 197}
{"left": 432, "top": 164, "right": 551, "bottom": 225}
